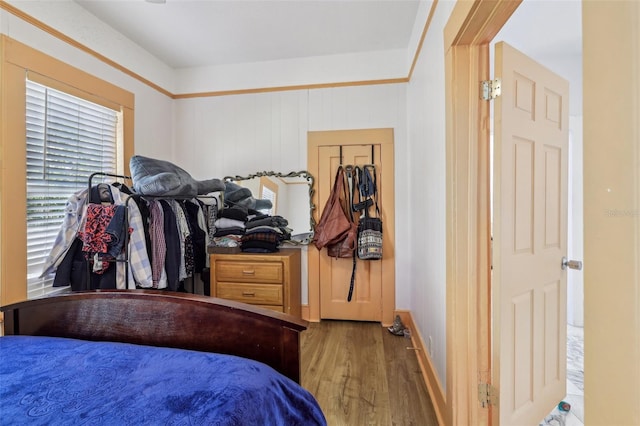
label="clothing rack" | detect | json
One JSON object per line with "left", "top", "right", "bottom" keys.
{"left": 83, "top": 172, "right": 218, "bottom": 294}
{"left": 87, "top": 171, "right": 132, "bottom": 193}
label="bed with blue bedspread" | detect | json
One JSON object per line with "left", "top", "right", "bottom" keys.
{"left": 0, "top": 290, "right": 326, "bottom": 425}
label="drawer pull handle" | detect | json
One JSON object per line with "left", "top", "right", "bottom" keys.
{"left": 242, "top": 270, "right": 255, "bottom": 275}
{"left": 242, "top": 291, "right": 256, "bottom": 297}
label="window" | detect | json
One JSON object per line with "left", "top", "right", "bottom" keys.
{"left": 0, "top": 36, "right": 134, "bottom": 306}
{"left": 259, "top": 176, "right": 278, "bottom": 215}
{"left": 25, "top": 80, "right": 120, "bottom": 299}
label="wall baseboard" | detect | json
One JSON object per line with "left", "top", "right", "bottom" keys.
{"left": 396, "top": 310, "right": 446, "bottom": 426}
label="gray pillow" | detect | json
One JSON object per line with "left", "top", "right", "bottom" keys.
{"left": 129, "top": 155, "right": 225, "bottom": 197}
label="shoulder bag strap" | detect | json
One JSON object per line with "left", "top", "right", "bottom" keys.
{"left": 344, "top": 165, "right": 356, "bottom": 221}
{"left": 365, "top": 165, "right": 380, "bottom": 218}
{"left": 355, "top": 166, "right": 368, "bottom": 218}
{"left": 344, "top": 165, "right": 358, "bottom": 302}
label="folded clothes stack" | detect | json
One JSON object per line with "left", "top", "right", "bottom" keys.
{"left": 211, "top": 205, "right": 247, "bottom": 248}
{"left": 240, "top": 214, "right": 292, "bottom": 253}
{"left": 210, "top": 182, "right": 293, "bottom": 253}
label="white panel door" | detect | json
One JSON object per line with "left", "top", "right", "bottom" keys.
{"left": 492, "top": 41, "right": 569, "bottom": 425}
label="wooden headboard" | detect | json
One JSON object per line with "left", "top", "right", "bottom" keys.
{"left": 1, "top": 290, "right": 308, "bottom": 383}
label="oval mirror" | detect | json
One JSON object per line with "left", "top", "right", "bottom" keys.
{"left": 223, "top": 171, "right": 316, "bottom": 244}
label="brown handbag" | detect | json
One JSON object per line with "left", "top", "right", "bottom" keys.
{"left": 325, "top": 165, "right": 357, "bottom": 258}
{"left": 327, "top": 221, "right": 357, "bottom": 258}
{"left": 314, "top": 165, "right": 359, "bottom": 302}
{"left": 312, "top": 166, "right": 352, "bottom": 250}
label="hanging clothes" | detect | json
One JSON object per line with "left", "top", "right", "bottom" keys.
{"left": 170, "top": 200, "right": 190, "bottom": 282}
{"left": 79, "top": 203, "right": 119, "bottom": 273}
{"left": 147, "top": 200, "right": 167, "bottom": 289}
{"left": 41, "top": 184, "right": 153, "bottom": 290}
{"left": 182, "top": 200, "right": 208, "bottom": 273}
{"left": 160, "top": 200, "right": 181, "bottom": 291}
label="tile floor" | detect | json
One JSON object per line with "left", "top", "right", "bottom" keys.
{"left": 541, "top": 324, "right": 584, "bottom": 426}
{"left": 564, "top": 324, "right": 584, "bottom": 425}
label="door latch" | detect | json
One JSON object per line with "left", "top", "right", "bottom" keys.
{"left": 562, "top": 257, "right": 583, "bottom": 271}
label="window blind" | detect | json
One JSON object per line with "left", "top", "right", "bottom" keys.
{"left": 260, "top": 185, "right": 276, "bottom": 216}
{"left": 26, "top": 80, "right": 119, "bottom": 299}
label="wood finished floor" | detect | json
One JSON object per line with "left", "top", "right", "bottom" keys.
{"left": 300, "top": 320, "right": 438, "bottom": 426}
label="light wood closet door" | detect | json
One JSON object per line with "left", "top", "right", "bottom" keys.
{"left": 318, "top": 144, "right": 381, "bottom": 321}
{"left": 308, "top": 128, "right": 395, "bottom": 324}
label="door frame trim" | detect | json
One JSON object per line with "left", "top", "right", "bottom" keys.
{"left": 444, "top": 1, "right": 521, "bottom": 425}
{"left": 307, "top": 128, "right": 395, "bottom": 325}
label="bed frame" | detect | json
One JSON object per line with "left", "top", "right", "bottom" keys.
{"left": 1, "top": 290, "right": 308, "bottom": 383}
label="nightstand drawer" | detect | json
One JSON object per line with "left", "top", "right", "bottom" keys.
{"left": 215, "top": 261, "right": 283, "bottom": 284}
{"left": 209, "top": 250, "right": 301, "bottom": 318}
{"left": 217, "top": 282, "right": 283, "bottom": 305}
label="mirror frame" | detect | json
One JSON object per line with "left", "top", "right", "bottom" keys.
{"left": 223, "top": 170, "right": 316, "bottom": 237}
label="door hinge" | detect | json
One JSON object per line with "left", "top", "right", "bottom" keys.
{"left": 481, "top": 79, "right": 502, "bottom": 100}
{"left": 478, "top": 382, "right": 498, "bottom": 407}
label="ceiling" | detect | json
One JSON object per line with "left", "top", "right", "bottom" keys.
{"left": 72, "top": 0, "right": 581, "bottom": 75}
{"left": 496, "top": 0, "right": 582, "bottom": 62}
{"left": 74, "top": 0, "right": 422, "bottom": 69}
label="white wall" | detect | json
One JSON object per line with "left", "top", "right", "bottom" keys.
{"left": 568, "top": 116, "right": 584, "bottom": 327}
{"left": 175, "top": 50, "right": 408, "bottom": 94}
{"left": 405, "top": 0, "right": 455, "bottom": 390}
{"left": 173, "top": 84, "right": 410, "bottom": 307}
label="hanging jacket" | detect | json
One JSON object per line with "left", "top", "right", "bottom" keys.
{"left": 182, "top": 200, "right": 208, "bottom": 273}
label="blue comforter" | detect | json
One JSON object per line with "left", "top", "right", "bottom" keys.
{"left": 0, "top": 336, "right": 326, "bottom": 425}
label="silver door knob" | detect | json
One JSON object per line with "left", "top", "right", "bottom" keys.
{"left": 562, "top": 257, "right": 583, "bottom": 271}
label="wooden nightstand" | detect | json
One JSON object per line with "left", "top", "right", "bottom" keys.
{"left": 209, "top": 249, "right": 301, "bottom": 317}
